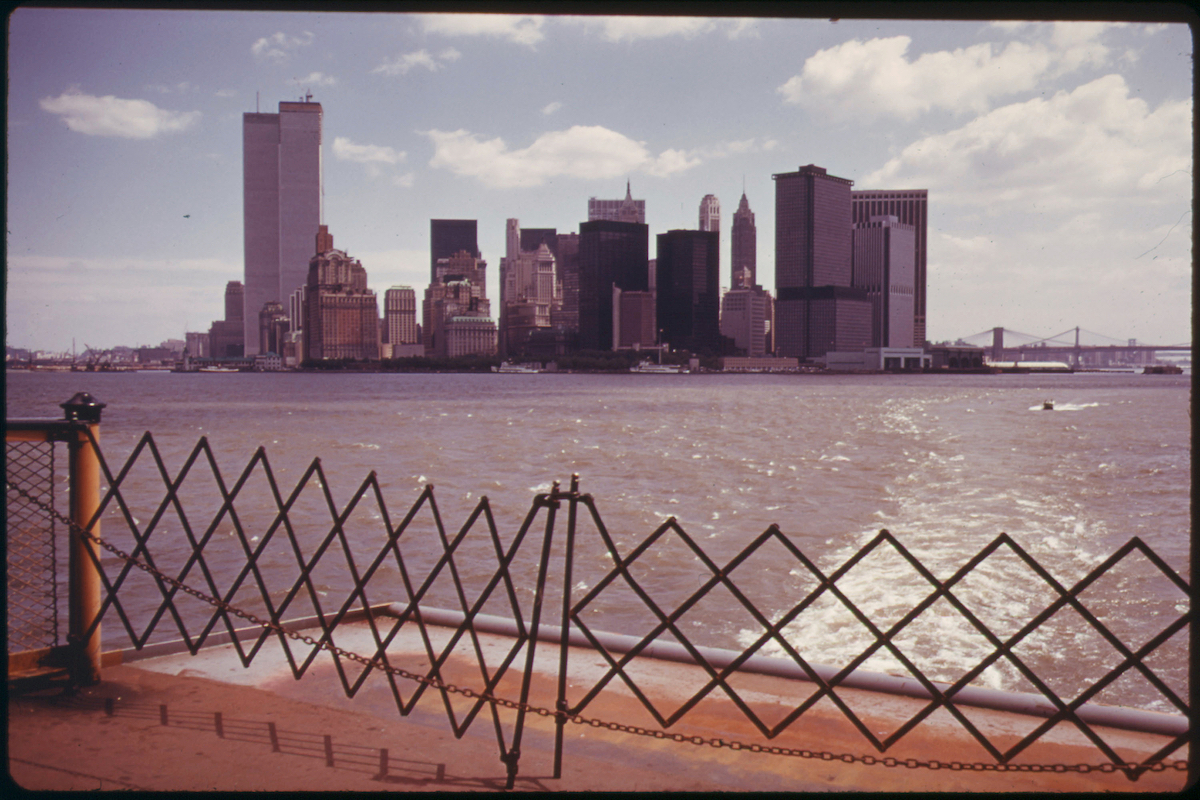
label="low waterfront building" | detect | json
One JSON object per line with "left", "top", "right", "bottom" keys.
{"left": 822, "top": 347, "right": 930, "bottom": 371}
{"left": 253, "top": 352, "right": 284, "bottom": 371}
{"left": 184, "top": 331, "right": 209, "bottom": 358}
{"left": 929, "top": 344, "right": 987, "bottom": 369}
{"left": 719, "top": 355, "right": 800, "bottom": 372}
{"left": 444, "top": 316, "right": 498, "bottom": 358}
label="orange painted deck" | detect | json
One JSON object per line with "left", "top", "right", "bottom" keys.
{"left": 7, "top": 621, "right": 1190, "bottom": 792}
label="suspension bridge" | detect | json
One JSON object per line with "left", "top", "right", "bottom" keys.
{"left": 954, "top": 327, "right": 1191, "bottom": 368}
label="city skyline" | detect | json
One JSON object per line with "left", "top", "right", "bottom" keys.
{"left": 5, "top": 9, "right": 1192, "bottom": 352}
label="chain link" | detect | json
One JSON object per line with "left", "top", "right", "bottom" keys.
{"left": 5, "top": 480, "right": 1188, "bottom": 777}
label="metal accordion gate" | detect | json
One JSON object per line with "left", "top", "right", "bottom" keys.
{"left": 6, "top": 395, "right": 1193, "bottom": 789}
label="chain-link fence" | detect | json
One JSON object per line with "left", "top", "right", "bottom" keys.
{"left": 5, "top": 439, "right": 59, "bottom": 654}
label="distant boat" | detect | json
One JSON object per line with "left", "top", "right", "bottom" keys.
{"left": 1143, "top": 365, "right": 1183, "bottom": 374}
{"left": 631, "top": 360, "right": 684, "bottom": 374}
{"left": 493, "top": 362, "right": 541, "bottom": 373}
{"left": 1043, "top": 400, "right": 1054, "bottom": 411}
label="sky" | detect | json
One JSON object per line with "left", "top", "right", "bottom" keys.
{"left": 5, "top": 7, "right": 1194, "bottom": 353}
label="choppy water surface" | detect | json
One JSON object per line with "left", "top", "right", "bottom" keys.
{"left": 6, "top": 370, "right": 1190, "bottom": 713}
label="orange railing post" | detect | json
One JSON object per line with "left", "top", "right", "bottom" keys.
{"left": 61, "top": 392, "right": 106, "bottom": 685}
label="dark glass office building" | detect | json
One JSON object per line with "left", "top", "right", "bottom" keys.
{"left": 851, "top": 190, "right": 928, "bottom": 347}
{"left": 520, "top": 227, "right": 558, "bottom": 261}
{"left": 430, "top": 219, "right": 479, "bottom": 282}
{"left": 656, "top": 229, "right": 721, "bottom": 353}
{"left": 773, "top": 164, "right": 870, "bottom": 359}
{"left": 578, "top": 220, "right": 649, "bottom": 351}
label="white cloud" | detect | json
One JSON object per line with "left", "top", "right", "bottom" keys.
{"left": 558, "top": 15, "right": 756, "bottom": 42}
{"left": 215, "top": 88, "right": 237, "bottom": 98}
{"left": 863, "top": 75, "right": 1191, "bottom": 211}
{"left": 779, "top": 23, "right": 1123, "bottom": 121}
{"left": 392, "top": 172, "right": 415, "bottom": 188}
{"left": 417, "top": 13, "right": 545, "bottom": 47}
{"left": 292, "top": 71, "right": 336, "bottom": 88}
{"left": 334, "top": 137, "right": 408, "bottom": 183}
{"left": 779, "top": 36, "right": 1052, "bottom": 121}
{"left": 645, "top": 148, "right": 701, "bottom": 177}
{"left": 561, "top": 15, "right": 714, "bottom": 42}
{"left": 865, "top": 75, "right": 1192, "bottom": 344}
{"left": 423, "top": 126, "right": 776, "bottom": 187}
{"left": 1048, "top": 21, "right": 1123, "bottom": 75}
{"left": 542, "top": 101, "right": 562, "bottom": 115}
{"left": 372, "top": 48, "right": 460, "bottom": 76}
{"left": 251, "top": 31, "right": 314, "bottom": 63}
{"left": 333, "top": 137, "right": 405, "bottom": 165}
{"left": 425, "top": 126, "right": 654, "bottom": 188}
{"left": 724, "top": 18, "right": 761, "bottom": 40}
{"left": 40, "top": 89, "right": 201, "bottom": 138}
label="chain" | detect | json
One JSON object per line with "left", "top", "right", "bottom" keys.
{"left": 5, "top": 479, "right": 1189, "bottom": 776}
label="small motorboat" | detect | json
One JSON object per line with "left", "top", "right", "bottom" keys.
{"left": 1043, "top": 400, "right": 1054, "bottom": 410}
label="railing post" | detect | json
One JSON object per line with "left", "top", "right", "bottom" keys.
{"left": 503, "top": 479, "right": 563, "bottom": 790}
{"left": 553, "top": 473, "right": 580, "bottom": 779}
{"left": 61, "top": 392, "right": 106, "bottom": 686}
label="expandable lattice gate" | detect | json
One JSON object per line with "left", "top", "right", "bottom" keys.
{"left": 5, "top": 396, "right": 1193, "bottom": 789}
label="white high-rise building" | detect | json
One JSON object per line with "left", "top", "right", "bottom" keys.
{"left": 384, "top": 286, "right": 419, "bottom": 346}
{"left": 243, "top": 98, "right": 323, "bottom": 354}
{"left": 699, "top": 194, "right": 720, "bottom": 232}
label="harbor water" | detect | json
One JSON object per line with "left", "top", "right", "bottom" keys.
{"left": 5, "top": 370, "right": 1190, "bottom": 714}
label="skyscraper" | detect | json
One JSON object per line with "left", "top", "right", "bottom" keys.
{"left": 243, "top": 98, "right": 323, "bottom": 355}
{"left": 588, "top": 181, "right": 645, "bottom": 224}
{"left": 208, "top": 280, "right": 245, "bottom": 359}
{"left": 699, "top": 194, "right": 721, "bottom": 284}
{"left": 500, "top": 242, "right": 559, "bottom": 356}
{"left": 430, "top": 220, "right": 480, "bottom": 283}
{"left": 656, "top": 229, "right": 721, "bottom": 353}
{"left": 423, "top": 250, "right": 495, "bottom": 358}
{"left": 773, "top": 164, "right": 871, "bottom": 359}
{"left": 851, "top": 190, "right": 928, "bottom": 346}
{"left": 578, "top": 220, "right": 649, "bottom": 351}
{"left": 730, "top": 191, "right": 757, "bottom": 287}
{"left": 699, "top": 194, "right": 720, "bottom": 232}
{"left": 553, "top": 232, "right": 581, "bottom": 337}
{"left": 520, "top": 227, "right": 559, "bottom": 267}
{"left": 303, "top": 226, "right": 380, "bottom": 362}
{"left": 384, "top": 286, "right": 419, "bottom": 348}
{"left": 613, "top": 287, "right": 656, "bottom": 350}
{"left": 720, "top": 284, "right": 768, "bottom": 357}
{"left": 852, "top": 215, "right": 916, "bottom": 348}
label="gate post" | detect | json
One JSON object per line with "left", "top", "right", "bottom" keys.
{"left": 61, "top": 392, "right": 106, "bottom": 686}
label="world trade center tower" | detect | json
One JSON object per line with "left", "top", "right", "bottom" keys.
{"left": 243, "top": 99, "right": 323, "bottom": 355}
